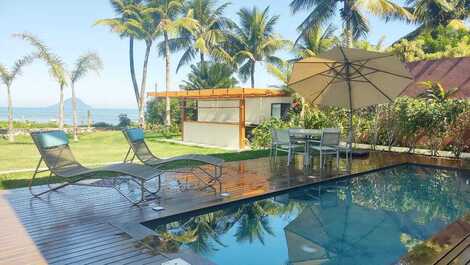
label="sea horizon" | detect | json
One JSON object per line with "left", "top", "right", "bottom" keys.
{"left": 0, "top": 106, "right": 139, "bottom": 125}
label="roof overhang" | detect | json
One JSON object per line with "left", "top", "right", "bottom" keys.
{"left": 147, "top": 88, "right": 289, "bottom": 99}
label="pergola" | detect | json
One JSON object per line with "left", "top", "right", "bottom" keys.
{"left": 148, "top": 88, "right": 289, "bottom": 150}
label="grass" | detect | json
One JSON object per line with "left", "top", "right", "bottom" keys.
{"left": 0, "top": 131, "right": 270, "bottom": 189}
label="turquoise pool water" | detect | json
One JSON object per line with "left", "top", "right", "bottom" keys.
{"left": 145, "top": 165, "right": 469, "bottom": 265}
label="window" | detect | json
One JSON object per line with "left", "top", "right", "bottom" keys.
{"left": 271, "top": 103, "right": 291, "bottom": 121}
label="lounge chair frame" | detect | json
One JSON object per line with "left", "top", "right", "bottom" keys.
{"left": 122, "top": 129, "right": 224, "bottom": 194}
{"left": 29, "top": 131, "right": 163, "bottom": 205}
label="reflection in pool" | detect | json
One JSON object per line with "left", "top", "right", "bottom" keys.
{"left": 144, "top": 165, "right": 469, "bottom": 265}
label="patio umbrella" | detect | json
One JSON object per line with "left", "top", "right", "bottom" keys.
{"left": 288, "top": 47, "right": 413, "bottom": 152}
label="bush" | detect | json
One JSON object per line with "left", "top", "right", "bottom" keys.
{"left": 251, "top": 118, "right": 288, "bottom": 149}
{"left": 118, "top": 113, "right": 131, "bottom": 128}
{"left": 93, "top": 122, "right": 113, "bottom": 128}
{"left": 146, "top": 98, "right": 181, "bottom": 126}
{"left": 250, "top": 96, "right": 470, "bottom": 157}
{"left": 446, "top": 110, "right": 470, "bottom": 158}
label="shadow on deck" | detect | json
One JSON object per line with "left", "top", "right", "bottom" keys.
{"left": 0, "top": 152, "right": 469, "bottom": 265}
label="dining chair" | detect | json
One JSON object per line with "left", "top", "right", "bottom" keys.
{"left": 271, "top": 129, "right": 303, "bottom": 165}
{"left": 310, "top": 128, "right": 341, "bottom": 170}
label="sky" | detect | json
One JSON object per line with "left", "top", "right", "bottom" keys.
{"left": 0, "top": 0, "right": 416, "bottom": 109}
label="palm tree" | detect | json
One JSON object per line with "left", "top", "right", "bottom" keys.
{"left": 230, "top": 7, "right": 288, "bottom": 88}
{"left": 174, "top": 0, "right": 234, "bottom": 71}
{"left": 266, "top": 60, "right": 292, "bottom": 90}
{"left": 353, "top": 36, "right": 386, "bottom": 51}
{"left": 404, "top": 0, "right": 469, "bottom": 38}
{"left": 147, "top": 0, "right": 197, "bottom": 126}
{"left": 290, "top": 0, "right": 412, "bottom": 47}
{"left": 232, "top": 200, "right": 282, "bottom": 244}
{"left": 181, "top": 62, "right": 238, "bottom": 90}
{"left": 267, "top": 60, "right": 308, "bottom": 120}
{"left": 95, "top": 0, "right": 143, "bottom": 110}
{"left": 417, "top": 81, "right": 459, "bottom": 102}
{"left": 98, "top": 2, "right": 160, "bottom": 128}
{"left": 15, "top": 33, "right": 68, "bottom": 130}
{"left": 0, "top": 55, "right": 35, "bottom": 142}
{"left": 295, "top": 23, "right": 336, "bottom": 58}
{"left": 70, "top": 53, "right": 103, "bottom": 141}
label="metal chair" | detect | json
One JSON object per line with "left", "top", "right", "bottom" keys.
{"left": 271, "top": 128, "right": 305, "bottom": 165}
{"left": 30, "top": 130, "right": 163, "bottom": 205}
{"left": 310, "top": 128, "right": 341, "bottom": 170}
{"left": 122, "top": 128, "right": 224, "bottom": 194}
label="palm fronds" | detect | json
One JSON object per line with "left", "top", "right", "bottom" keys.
{"left": 14, "top": 32, "right": 67, "bottom": 86}
{"left": 71, "top": 52, "right": 103, "bottom": 84}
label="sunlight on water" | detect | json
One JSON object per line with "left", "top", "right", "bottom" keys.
{"left": 145, "top": 165, "right": 470, "bottom": 265}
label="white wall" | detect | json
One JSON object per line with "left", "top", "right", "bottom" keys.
{"left": 197, "top": 97, "right": 292, "bottom": 125}
{"left": 183, "top": 121, "right": 240, "bottom": 150}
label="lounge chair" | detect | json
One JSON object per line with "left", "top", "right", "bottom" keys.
{"left": 30, "top": 130, "right": 163, "bottom": 205}
{"left": 122, "top": 128, "right": 224, "bottom": 194}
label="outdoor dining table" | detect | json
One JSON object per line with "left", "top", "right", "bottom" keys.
{"left": 289, "top": 129, "right": 322, "bottom": 167}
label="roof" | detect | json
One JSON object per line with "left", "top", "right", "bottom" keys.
{"left": 403, "top": 56, "right": 470, "bottom": 98}
{"left": 147, "top": 88, "right": 288, "bottom": 99}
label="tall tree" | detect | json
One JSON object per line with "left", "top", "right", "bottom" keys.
{"left": 70, "top": 53, "right": 103, "bottom": 141}
{"left": 230, "top": 7, "right": 288, "bottom": 88}
{"left": 181, "top": 62, "right": 238, "bottom": 90}
{"left": 97, "top": 2, "right": 160, "bottom": 128}
{"left": 295, "top": 23, "right": 336, "bottom": 58}
{"left": 174, "top": 0, "right": 234, "bottom": 71}
{"left": 131, "top": 7, "right": 162, "bottom": 128}
{"left": 15, "top": 33, "right": 68, "bottom": 130}
{"left": 95, "top": 0, "right": 143, "bottom": 109}
{"left": 266, "top": 60, "right": 293, "bottom": 92}
{"left": 147, "top": 0, "right": 196, "bottom": 126}
{"left": 0, "top": 55, "right": 35, "bottom": 142}
{"left": 404, "top": 0, "right": 470, "bottom": 38}
{"left": 290, "top": 0, "right": 412, "bottom": 47}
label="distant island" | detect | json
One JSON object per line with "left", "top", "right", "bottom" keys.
{"left": 46, "top": 98, "right": 92, "bottom": 112}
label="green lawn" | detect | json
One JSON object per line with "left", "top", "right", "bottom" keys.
{"left": 0, "top": 131, "right": 269, "bottom": 189}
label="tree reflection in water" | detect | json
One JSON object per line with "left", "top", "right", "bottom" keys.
{"left": 146, "top": 165, "right": 469, "bottom": 263}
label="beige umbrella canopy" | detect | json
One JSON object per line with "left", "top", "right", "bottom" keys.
{"left": 289, "top": 47, "right": 413, "bottom": 151}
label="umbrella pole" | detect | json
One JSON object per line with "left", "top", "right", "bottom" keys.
{"left": 348, "top": 108, "right": 353, "bottom": 155}
{"left": 346, "top": 63, "right": 354, "bottom": 160}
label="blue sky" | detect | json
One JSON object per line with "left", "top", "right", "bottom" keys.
{"left": 0, "top": 0, "right": 415, "bottom": 109}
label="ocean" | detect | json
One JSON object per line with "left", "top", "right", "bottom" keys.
{"left": 0, "top": 107, "right": 139, "bottom": 125}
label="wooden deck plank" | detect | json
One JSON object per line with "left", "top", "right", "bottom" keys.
{"left": 1, "top": 153, "right": 469, "bottom": 265}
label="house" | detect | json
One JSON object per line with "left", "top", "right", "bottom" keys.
{"left": 148, "top": 88, "right": 292, "bottom": 150}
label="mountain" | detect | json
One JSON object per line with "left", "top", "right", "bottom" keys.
{"left": 46, "top": 98, "right": 92, "bottom": 112}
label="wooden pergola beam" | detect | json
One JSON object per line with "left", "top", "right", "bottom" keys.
{"left": 147, "top": 88, "right": 288, "bottom": 99}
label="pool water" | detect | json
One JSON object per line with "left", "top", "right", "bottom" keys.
{"left": 145, "top": 165, "right": 469, "bottom": 265}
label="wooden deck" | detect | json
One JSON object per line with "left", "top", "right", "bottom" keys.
{"left": 0, "top": 152, "right": 469, "bottom": 265}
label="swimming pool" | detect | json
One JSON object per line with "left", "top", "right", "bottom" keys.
{"left": 143, "top": 164, "right": 469, "bottom": 265}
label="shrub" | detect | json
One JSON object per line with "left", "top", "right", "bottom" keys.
{"left": 251, "top": 118, "right": 288, "bottom": 149}
{"left": 250, "top": 96, "right": 470, "bottom": 156}
{"left": 446, "top": 110, "right": 470, "bottom": 158}
{"left": 93, "top": 122, "right": 113, "bottom": 128}
{"left": 118, "top": 113, "right": 131, "bottom": 128}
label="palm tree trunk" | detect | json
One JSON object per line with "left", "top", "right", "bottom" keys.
{"left": 250, "top": 61, "right": 255, "bottom": 88}
{"left": 343, "top": 2, "right": 353, "bottom": 48}
{"left": 6, "top": 84, "right": 14, "bottom": 142}
{"left": 139, "top": 41, "right": 152, "bottom": 129}
{"left": 164, "top": 32, "right": 172, "bottom": 126}
{"left": 129, "top": 37, "right": 141, "bottom": 109}
{"left": 71, "top": 83, "right": 78, "bottom": 141}
{"left": 58, "top": 84, "right": 65, "bottom": 130}
{"left": 200, "top": 52, "right": 205, "bottom": 65}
